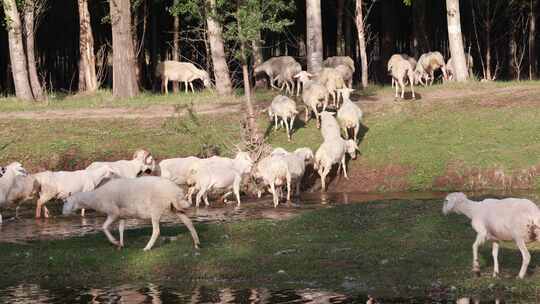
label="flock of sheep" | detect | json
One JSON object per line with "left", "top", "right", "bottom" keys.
{"left": 3, "top": 51, "right": 540, "bottom": 281}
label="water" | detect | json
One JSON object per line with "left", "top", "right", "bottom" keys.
{"left": 0, "top": 283, "right": 512, "bottom": 303}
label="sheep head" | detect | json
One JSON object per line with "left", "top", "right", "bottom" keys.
{"left": 234, "top": 151, "right": 254, "bottom": 174}
{"left": 336, "top": 88, "right": 355, "bottom": 101}
{"left": 62, "top": 194, "right": 81, "bottom": 215}
{"left": 294, "top": 147, "right": 314, "bottom": 163}
{"left": 443, "top": 192, "right": 468, "bottom": 215}
{"left": 293, "top": 71, "right": 313, "bottom": 84}
{"left": 6, "top": 162, "right": 28, "bottom": 177}
{"left": 201, "top": 71, "right": 212, "bottom": 88}
{"left": 345, "top": 140, "right": 359, "bottom": 160}
{"left": 133, "top": 149, "right": 156, "bottom": 174}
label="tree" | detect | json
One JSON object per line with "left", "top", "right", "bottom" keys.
{"left": 172, "top": 0, "right": 181, "bottom": 92}
{"left": 109, "top": 0, "right": 139, "bottom": 98}
{"left": 3, "top": 0, "right": 34, "bottom": 100}
{"left": 529, "top": 0, "right": 537, "bottom": 79}
{"left": 355, "top": 0, "right": 368, "bottom": 88}
{"left": 335, "top": 0, "right": 345, "bottom": 56}
{"left": 206, "top": 0, "right": 233, "bottom": 96}
{"left": 306, "top": 0, "right": 323, "bottom": 73}
{"left": 446, "top": 0, "right": 468, "bottom": 81}
{"left": 22, "top": 0, "right": 45, "bottom": 100}
{"left": 78, "top": 0, "right": 98, "bottom": 92}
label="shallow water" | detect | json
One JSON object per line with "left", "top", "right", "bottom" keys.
{"left": 0, "top": 283, "right": 513, "bottom": 303}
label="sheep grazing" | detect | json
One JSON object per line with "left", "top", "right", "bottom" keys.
{"left": 316, "top": 68, "right": 347, "bottom": 106}
{"left": 187, "top": 152, "right": 253, "bottom": 207}
{"left": 62, "top": 176, "right": 200, "bottom": 251}
{"left": 389, "top": 56, "right": 415, "bottom": 99}
{"left": 0, "top": 162, "right": 32, "bottom": 224}
{"left": 314, "top": 138, "right": 359, "bottom": 191}
{"left": 388, "top": 54, "right": 416, "bottom": 88}
{"left": 319, "top": 111, "right": 342, "bottom": 140}
{"left": 254, "top": 56, "right": 299, "bottom": 92}
{"left": 33, "top": 165, "right": 119, "bottom": 218}
{"left": 415, "top": 51, "right": 447, "bottom": 86}
{"left": 446, "top": 53, "right": 474, "bottom": 81}
{"left": 275, "top": 62, "right": 303, "bottom": 96}
{"left": 270, "top": 147, "right": 314, "bottom": 196}
{"left": 334, "top": 64, "right": 354, "bottom": 89}
{"left": 268, "top": 95, "right": 298, "bottom": 141}
{"left": 336, "top": 88, "right": 363, "bottom": 141}
{"left": 158, "top": 156, "right": 201, "bottom": 185}
{"left": 294, "top": 71, "right": 329, "bottom": 128}
{"left": 155, "top": 61, "right": 211, "bottom": 94}
{"left": 443, "top": 192, "right": 540, "bottom": 279}
{"left": 324, "top": 56, "right": 355, "bottom": 88}
{"left": 252, "top": 154, "right": 291, "bottom": 208}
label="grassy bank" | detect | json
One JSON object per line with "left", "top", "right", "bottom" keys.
{"left": 2, "top": 200, "right": 540, "bottom": 298}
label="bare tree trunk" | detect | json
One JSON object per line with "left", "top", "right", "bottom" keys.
{"left": 509, "top": 28, "right": 517, "bottom": 80}
{"left": 446, "top": 0, "right": 468, "bottom": 81}
{"left": 23, "top": 1, "right": 44, "bottom": 100}
{"left": 206, "top": 0, "right": 233, "bottom": 96}
{"left": 172, "top": 0, "right": 180, "bottom": 93}
{"left": 355, "top": 0, "right": 368, "bottom": 88}
{"left": 109, "top": 0, "right": 139, "bottom": 98}
{"left": 3, "top": 0, "right": 34, "bottom": 101}
{"left": 78, "top": 0, "right": 98, "bottom": 92}
{"left": 336, "top": 0, "right": 345, "bottom": 56}
{"left": 343, "top": 5, "right": 352, "bottom": 57}
{"left": 485, "top": 24, "right": 492, "bottom": 80}
{"left": 529, "top": 0, "right": 537, "bottom": 80}
{"left": 412, "top": 0, "right": 429, "bottom": 57}
{"left": 306, "top": 0, "right": 323, "bottom": 73}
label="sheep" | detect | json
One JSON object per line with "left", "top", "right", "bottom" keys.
{"left": 0, "top": 162, "right": 31, "bottom": 223}
{"left": 390, "top": 57, "right": 416, "bottom": 99}
{"left": 268, "top": 95, "right": 298, "bottom": 141}
{"left": 270, "top": 147, "right": 314, "bottom": 196}
{"left": 275, "top": 62, "right": 303, "bottom": 96}
{"left": 334, "top": 64, "right": 354, "bottom": 89}
{"left": 314, "top": 137, "right": 359, "bottom": 191}
{"left": 323, "top": 56, "right": 355, "bottom": 73}
{"left": 388, "top": 54, "right": 417, "bottom": 88}
{"left": 443, "top": 192, "right": 540, "bottom": 279}
{"left": 187, "top": 152, "right": 253, "bottom": 207}
{"left": 320, "top": 111, "right": 342, "bottom": 140}
{"left": 4, "top": 175, "right": 40, "bottom": 220}
{"left": 253, "top": 56, "right": 298, "bottom": 91}
{"left": 294, "top": 71, "right": 329, "bottom": 128}
{"left": 316, "top": 67, "right": 347, "bottom": 106}
{"left": 158, "top": 156, "right": 201, "bottom": 185}
{"left": 33, "top": 165, "right": 119, "bottom": 218}
{"left": 252, "top": 154, "right": 291, "bottom": 208}
{"left": 446, "top": 53, "right": 474, "bottom": 81}
{"left": 83, "top": 149, "right": 156, "bottom": 216}
{"left": 336, "top": 88, "right": 363, "bottom": 141}
{"left": 155, "top": 61, "right": 211, "bottom": 94}
{"left": 62, "top": 176, "right": 200, "bottom": 251}
{"left": 415, "top": 51, "right": 447, "bottom": 86}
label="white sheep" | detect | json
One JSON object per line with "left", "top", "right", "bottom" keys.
{"left": 187, "top": 152, "right": 253, "bottom": 207}
{"left": 415, "top": 51, "right": 447, "bottom": 86}
{"left": 254, "top": 56, "right": 298, "bottom": 91}
{"left": 314, "top": 137, "right": 359, "bottom": 191}
{"left": 446, "top": 53, "right": 474, "bottom": 81}
{"left": 33, "top": 165, "right": 119, "bottom": 218}
{"left": 336, "top": 88, "right": 363, "bottom": 141}
{"left": 155, "top": 61, "right": 211, "bottom": 94}
{"left": 270, "top": 147, "right": 314, "bottom": 196}
{"left": 0, "top": 162, "right": 31, "bottom": 223}
{"left": 443, "top": 192, "right": 540, "bottom": 279}
{"left": 158, "top": 156, "right": 201, "bottom": 185}
{"left": 323, "top": 56, "right": 355, "bottom": 73}
{"left": 252, "top": 154, "right": 291, "bottom": 208}
{"left": 390, "top": 57, "right": 416, "bottom": 99}
{"left": 275, "top": 62, "right": 302, "bottom": 96}
{"left": 316, "top": 67, "right": 347, "bottom": 107}
{"left": 334, "top": 64, "right": 354, "bottom": 89}
{"left": 320, "top": 111, "right": 342, "bottom": 140}
{"left": 388, "top": 54, "right": 417, "bottom": 88}
{"left": 294, "top": 71, "right": 329, "bottom": 128}
{"left": 268, "top": 95, "right": 298, "bottom": 141}
{"left": 62, "top": 176, "right": 200, "bottom": 251}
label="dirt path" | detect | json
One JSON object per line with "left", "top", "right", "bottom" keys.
{"left": 0, "top": 84, "right": 537, "bottom": 120}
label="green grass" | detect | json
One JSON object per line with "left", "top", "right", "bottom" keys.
{"left": 2, "top": 200, "right": 540, "bottom": 298}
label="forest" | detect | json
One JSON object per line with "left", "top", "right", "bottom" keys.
{"left": 0, "top": 0, "right": 538, "bottom": 100}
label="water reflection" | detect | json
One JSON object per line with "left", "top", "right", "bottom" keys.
{"left": 0, "top": 283, "right": 516, "bottom": 304}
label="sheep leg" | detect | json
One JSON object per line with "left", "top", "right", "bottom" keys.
{"left": 399, "top": 78, "right": 406, "bottom": 99}
{"left": 284, "top": 117, "right": 291, "bottom": 141}
{"left": 102, "top": 215, "right": 120, "bottom": 247}
{"left": 203, "top": 192, "right": 210, "bottom": 207}
{"left": 304, "top": 105, "right": 309, "bottom": 122}
{"left": 163, "top": 77, "right": 169, "bottom": 94}
{"left": 429, "top": 72, "right": 434, "bottom": 86}
{"left": 233, "top": 175, "right": 241, "bottom": 208}
{"left": 269, "top": 76, "right": 277, "bottom": 90}
{"left": 36, "top": 194, "right": 52, "bottom": 218}
{"left": 289, "top": 115, "right": 295, "bottom": 140}
{"left": 492, "top": 241, "right": 500, "bottom": 278}
{"left": 319, "top": 166, "right": 330, "bottom": 192}
{"left": 195, "top": 189, "right": 204, "bottom": 208}
{"left": 118, "top": 219, "right": 125, "bottom": 248}
{"left": 190, "top": 82, "right": 195, "bottom": 93}
{"left": 296, "top": 81, "right": 301, "bottom": 96}
{"left": 81, "top": 209, "right": 86, "bottom": 217}
{"left": 143, "top": 217, "right": 161, "bottom": 251}
{"left": 286, "top": 172, "right": 292, "bottom": 202}
{"left": 409, "top": 73, "right": 415, "bottom": 99}
{"left": 394, "top": 78, "right": 399, "bottom": 98}
{"left": 274, "top": 114, "right": 278, "bottom": 130}
{"left": 0, "top": 213, "right": 2, "bottom": 224}
{"left": 176, "top": 212, "right": 200, "bottom": 249}
{"left": 341, "top": 156, "right": 349, "bottom": 179}
{"left": 270, "top": 183, "right": 278, "bottom": 208}
{"left": 354, "top": 125, "right": 359, "bottom": 142}
{"left": 295, "top": 180, "right": 301, "bottom": 196}
{"left": 187, "top": 187, "right": 196, "bottom": 205}
{"left": 516, "top": 239, "right": 531, "bottom": 279}
{"left": 322, "top": 95, "right": 328, "bottom": 112}
{"left": 472, "top": 233, "right": 486, "bottom": 275}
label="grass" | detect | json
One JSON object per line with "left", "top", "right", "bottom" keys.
{"left": 2, "top": 200, "right": 540, "bottom": 299}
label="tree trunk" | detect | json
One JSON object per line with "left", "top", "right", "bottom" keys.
{"left": 446, "top": 0, "right": 468, "bottom": 81}
{"left": 485, "top": 24, "right": 492, "bottom": 80}
{"left": 172, "top": 0, "right": 180, "bottom": 93}
{"left": 78, "top": 0, "right": 98, "bottom": 92}
{"left": 3, "top": 0, "right": 34, "bottom": 101}
{"left": 336, "top": 0, "right": 345, "bottom": 56}
{"left": 23, "top": 2, "right": 44, "bottom": 100}
{"left": 529, "top": 0, "right": 537, "bottom": 80}
{"left": 206, "top": 0, "right": 233, "bottom": 96}
{"left": 508, "top": 27, "right": 517, "bottom": 80}
{"left": 412, "top": 0, "right": 429, "bottom": 57}
{"left": 355, "top": 0, "right": 368, "bottom": 88}
{"left": 109, "top": 0, "right": 139, "bottom": 98}
{"left": 343, "top": 4, "right": 352, "bottom": 57}
{"left": 306, "top": 0, "right": 323, "bottom": 73}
